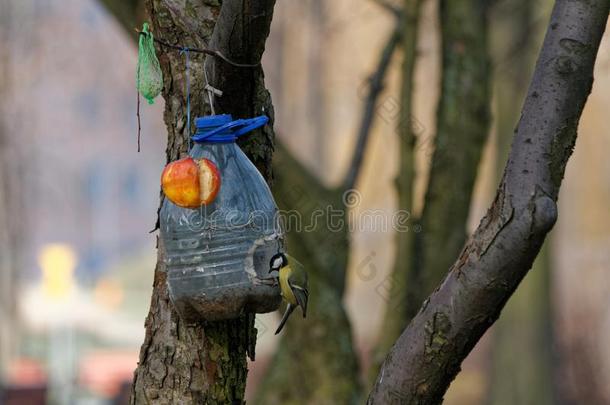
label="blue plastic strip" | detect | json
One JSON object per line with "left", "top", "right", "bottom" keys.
{"left": 195, "top": 114, "right": 232, "bottom": 129}
{"left": 199, "top": 119, "right": 249, "bottom": 140}
{"left": 192, "top": 115, "right": 269, "bottom": 143}
{"left": 234, "top": 116, "right": 269, "bottom": 137}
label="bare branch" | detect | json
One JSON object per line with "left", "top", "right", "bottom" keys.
{"left": 370, "top": 0, "right": 422, "bottom": 381}
{"left": 488, "top": 1, "right": 556, "bottom": 403}
{"left": 342, "top": 24, "right": 401, "bottom": 191}
{"left": 406, "top": 0, "right": 492, "bottom": 319}
{"left": 369, "top": 0, "right": 402, "bottom": 18}
{"left": 255, "top": 144, "right": 362, "bottom": 400}
{"left": 367, "top": 1, "right": 609, "bottom": 403}
{"left": 99, "top": 0, "right": 144, "bottom": 35}
{"left": 135, "top": 29, "right": 261, "bottom": 67}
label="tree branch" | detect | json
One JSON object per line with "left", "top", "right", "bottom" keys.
{"left": 405, "top": 0, "right": 492, "bottom": 319}
{"left": 369, "top": 0, "right": 402, "bottom": 18}
{"left": 206, "top": 0, "right": 277, "bottom": 180}
{"left": 487, "top": 1, "right": 557, "bottom": 404}
{"left": 135, "top": 30, "right": 261, "bottom": 67}
{"left": 99, "top": 0, "right": 145, "bottom": 35}
{"left": 273, "top": 142, "right": 349, "bottom": 291}
{"left": 367, "top": 1, "right": 609, "bottom": 403}
{"left": 343, "top": 23, "right": 401, "bottom": 191}
{"left": 254, "top": 143, "right": 362, "bottom": 404}
{"left": 369, "top": 0, "right": 422, "bottom": 382}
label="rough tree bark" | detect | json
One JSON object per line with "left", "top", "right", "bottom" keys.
{"left": 368, "top": 1, "right": 609, "bottom": 403}
{"left": 128, "top": 1, "right": 277, "bottom": 403}
{"left": 371, "top": 0, "right": 422, "bottom": 380}
{"left": 406, "top": 0, "right": 492, "bottom": 320}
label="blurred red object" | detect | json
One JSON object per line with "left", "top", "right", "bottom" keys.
{"left": 6, "top": 358, "right": 46, "bottom": 386}
{"left": 78, "top": 351, "right": 137, "bottom": 398}
{"left": 2, "top": 358, "right": 47, "bottom": 404}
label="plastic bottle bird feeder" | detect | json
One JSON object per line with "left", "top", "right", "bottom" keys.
{"left": 160, "top": 114, "right": 283, "bottom": 322}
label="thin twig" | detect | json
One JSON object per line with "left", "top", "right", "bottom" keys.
{"left": 342, "top": 24, "right": 401, "bottom": 191}
{"left": 137, "top": 91, "right": 141, "bottom": 152}
{"left": 369, "top": 0, "right": 402, "bottom": 18}
{"left": 135, "top": 30, "right": 260, "bottom": 68}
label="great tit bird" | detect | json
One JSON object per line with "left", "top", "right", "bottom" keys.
{"left": 269, "top": 253, "right": 309, "bottom": 334}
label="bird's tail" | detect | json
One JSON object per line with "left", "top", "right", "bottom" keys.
{"left": 275, "top": 304, "right": 295, "bottom": 335}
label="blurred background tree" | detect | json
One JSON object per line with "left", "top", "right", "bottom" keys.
{"left": 0, "top": 0, "right": 28, "bottom": 383}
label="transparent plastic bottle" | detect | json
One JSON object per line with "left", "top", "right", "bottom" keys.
{"left": 160, "top": 114, "right": 283, "bottom": 321}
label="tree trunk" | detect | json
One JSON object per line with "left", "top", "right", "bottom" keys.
{"left": 488, "top": 246, "right": 554, "bottom": 405}
{"left": 373, "top": 0, "right": 490, "bottom": 384}
{"left": 255, "top": 11, "right": 402, "bottom": 403}
{"left": 406, "top": 0, "right": 492, "bottom": 320}
{"left": 130, "top": 1, "right": 277, "bottom": 403}
{"left": 368, "top": 1, "right": 609, "bottom": 403}
{"left": 308, "top": 0, "right": 328, "bottom": 176}
{"left": 254, "top": 143, "right": 361, "bottom": 405}
{"left": 0, "top": 0, "right": 14, "bottom": 377}
{"left": 371, "top": 0, "right": 422, "bottom": 380}
{"left": 0, "top": 0, "right": 23, "bottom": 378}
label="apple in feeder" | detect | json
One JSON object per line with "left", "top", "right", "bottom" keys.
{"left": 161, "top": 157, "right": 221, "bottom": 208}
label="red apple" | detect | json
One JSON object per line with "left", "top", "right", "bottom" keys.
{"left": 161, "top": 157, "right": 221, "bottom": 208}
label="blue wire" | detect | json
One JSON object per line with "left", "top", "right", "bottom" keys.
{"left": 180, "top": 47, "right": 191, "bottom": 148}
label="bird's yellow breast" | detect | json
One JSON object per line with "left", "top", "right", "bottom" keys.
{"left": 279, "top": 265, "right": 297, "bottom": 305}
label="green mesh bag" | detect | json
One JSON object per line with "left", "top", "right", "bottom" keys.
{"left": 137, "top": 23, "right": 163, "bottom": 104}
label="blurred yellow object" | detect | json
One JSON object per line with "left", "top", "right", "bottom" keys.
{"left": 38, "top": 243, "right": 77, "bottom": 300}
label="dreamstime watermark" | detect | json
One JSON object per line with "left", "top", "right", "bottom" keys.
{"left": 356, "top": 77, "right": 447, "bottom": 160}
{"left": 177, "top": 189, "right": 418, "bottom": 235}
{"left": 354, "top": 249, "right": 410, "bottom": 306}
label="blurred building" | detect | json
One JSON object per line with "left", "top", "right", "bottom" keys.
{"left": 0, "top": 0, "right": 165, "bottom": 401}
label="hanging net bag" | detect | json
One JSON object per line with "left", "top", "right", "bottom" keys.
{"left": 136, "top": 23, "right": 163, "bottom": 104}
